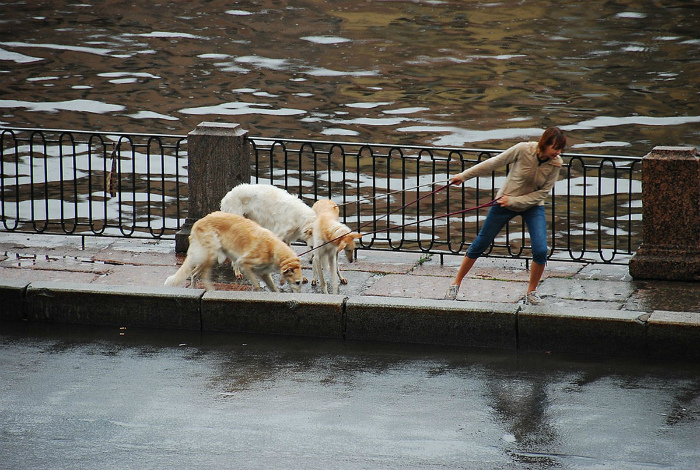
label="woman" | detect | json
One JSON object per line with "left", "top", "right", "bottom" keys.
{"left": 444, "top": 127, "right": 566, "bottom": 304}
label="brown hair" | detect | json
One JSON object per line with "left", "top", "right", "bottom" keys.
{"left": 538, "top": 127, "right": 567, "bottom": 153}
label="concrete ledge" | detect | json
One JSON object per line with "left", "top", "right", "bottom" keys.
{"left": 25, "top": 282, "right": 203, "bottom": 330}
{"left": 201, "top": 291, "right": 344, "bottom": 338}
{"left": 647, "top": 310, "right": 700, "bottom": 359}
{"left": 2, "top": 278, "right": 697, "bottom": 359}
{"left": 345, "top": 297, "right": 517, "bottom": 348}
{"left": 0, "top": 279, "right": 29, "bottom": 322}
{"left": 518, "top": 306, "right": 648, "bottom": 355}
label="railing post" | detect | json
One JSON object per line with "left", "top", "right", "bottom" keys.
{"left": 175, "top": 122, "right": 250, "bottom": 253}
{"left": 629, "top": 146, "right": 700, "bottom": 281}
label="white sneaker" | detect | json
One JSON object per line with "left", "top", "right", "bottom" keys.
{"left": 444, "top": 284, "right": 459, "bottom": 300}
{"left": 521, "top": 290, "right": 542, "bottom": 305}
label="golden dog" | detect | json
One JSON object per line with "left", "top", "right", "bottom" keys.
{"left": 164, "top": 212, "right": 303, "bottom": 292}
{"left": 311, "top": 199, "right": 362, "bottom": 294}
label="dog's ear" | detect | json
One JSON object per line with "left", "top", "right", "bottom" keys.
{"left": 343, "top": 232, "right": 363, "bottom": 246}
{"left": 281, "top": 258, "right": 301, "bottom": 274}
{"left": 283, "top": 264, "right": 300, "bottom": 274}
{"left": 336, "top": 240, "right": 347, "bottom": 253}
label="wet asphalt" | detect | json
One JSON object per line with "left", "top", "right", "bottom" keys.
{"left": 1, "top": 322, "right": 699, "bottom": 470}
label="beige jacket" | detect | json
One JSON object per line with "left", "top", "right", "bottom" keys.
{"left": 454, "top": 141, "right": 563, "bottom": 212}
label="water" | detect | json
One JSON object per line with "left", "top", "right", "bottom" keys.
{"left": 1, "top": 1, "right": 699, "bottom": 156}
{"left": 1, "top": 323, "right": 699, "bottom": 469}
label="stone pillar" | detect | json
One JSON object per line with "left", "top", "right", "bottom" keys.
{"left": 629, "top": 146, "right": 700, "bottom": 281}
{"left": 175, "top": 122, "right": 250, "bottom": 253}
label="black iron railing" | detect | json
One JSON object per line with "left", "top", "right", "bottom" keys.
{"left": 251, "top": 138, "right": 642, "bottom": 264}
{"left": 1, "top": 128, "right": 642, "bottom": 264}
{"left": 1, "top": 128, "right": 187, "bottom": 238}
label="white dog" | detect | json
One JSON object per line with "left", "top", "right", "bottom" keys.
{"left": 164, "top": 212, "right": 303, "bottom": 292}
{"left": 220, "top": 183, "right": 316, "bottom": 278}
{"left": 311, "top": 199, "right": 362, "bottom": 294}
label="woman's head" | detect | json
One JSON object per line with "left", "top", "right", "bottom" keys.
{"left": 538, "top": 127, "right": 567, "bottom": 156}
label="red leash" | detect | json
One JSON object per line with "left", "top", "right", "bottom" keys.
{"left": 358, "top": 198, "right": 500, "bottom": 239}
{"left": 299, "top": 182, "right": 499, "bottom": 256}
{"left": 298, "top": 183, "right": 451, "bottom": 257}
{"left": 355, "top": 183, "right": 452, "bottom": 233}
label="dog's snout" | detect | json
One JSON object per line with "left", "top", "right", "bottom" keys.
{"left": 345, "top": 250, "right": 354, "bottom": 263}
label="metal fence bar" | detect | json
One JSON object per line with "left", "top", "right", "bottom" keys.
{"left": 1, "top": 128, "right": 187, "bottom": 239}
{"left": 1, "top": 128, "right": 642, "bottom": 264}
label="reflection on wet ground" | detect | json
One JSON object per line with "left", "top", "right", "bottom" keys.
{"left": 1, "top": 1, "right": 699, "bottom": 155}
{"left": 1, "top": 322, "right": 699, "bottom": 469}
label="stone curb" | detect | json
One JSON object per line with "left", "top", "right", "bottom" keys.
{"left": 22, "top": 281, "right": 202, "bottom": 331}
{"left": 201, "top": 291, "right": 344, "bottom": 338}
{"left": 518, "top": 306, "right": 648, "bottom": 356}
{"left": 1, "top": 279, "right": 698, "bottom": 360}
{"left": 345, "top": 297, "right": 517, "bottom": 349}
{"left": 0, "top": 279, "right": 28, "bottom": 322}
{"left": 647, "top": 311, "right": 700, "bottom": 360}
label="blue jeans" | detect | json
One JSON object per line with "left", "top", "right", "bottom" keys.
{"left": 466, "top": 205, "right": 548, "bottom": 265}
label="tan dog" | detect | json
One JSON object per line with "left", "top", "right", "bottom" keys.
{"left": 164, "top": 212, "right": 303, "bottom": 292}
{"left": 220, "top": 183, "right": 315, "bottom": 282}
{"left": 311, "top": 199, "right": 362, "bottom": 294}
